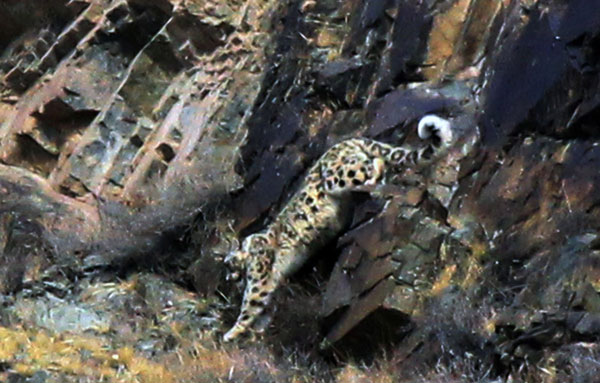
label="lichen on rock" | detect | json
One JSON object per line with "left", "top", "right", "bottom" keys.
{"left": 2, "top": 0, "right": 600, "bottom": 382}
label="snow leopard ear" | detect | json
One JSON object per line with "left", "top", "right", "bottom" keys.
{"left": 417, "top": 115, "right": 453, "bottom": 146}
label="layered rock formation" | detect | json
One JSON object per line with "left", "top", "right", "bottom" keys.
{"left": 1, "top": 0, "right": 600, "bottom": 382}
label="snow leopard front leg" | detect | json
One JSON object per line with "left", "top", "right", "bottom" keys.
{"left": 224, "top": 245, "right": 278, "bottom": 342}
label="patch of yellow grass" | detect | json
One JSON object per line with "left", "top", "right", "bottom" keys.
{"left": 335, "top": 364, "right": 394, "bottom": 383}
{"left": 430, "top": 264, "right": 457, "bottom": 296}
{"left": 0, "top": 326, "right": 173, "bottom": 383}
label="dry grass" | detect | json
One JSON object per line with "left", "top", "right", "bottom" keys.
{"left": 158, "top": 333, "right": 330, "bottom": 383}
{"left": 3, "top": 319, "right": 599, "bottom": 383}
{"left": 0, "top": 319, "right": 329, "bottom": 383}
{"left": 334, "top": 364, "right": 395, "bottom": 383}
{"left": 0, "top": 326, "right": 172, "bottom": 382}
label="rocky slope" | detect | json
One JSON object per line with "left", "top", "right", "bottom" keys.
{"left": 1, "top": 0, "right": 600, "bottom": 382}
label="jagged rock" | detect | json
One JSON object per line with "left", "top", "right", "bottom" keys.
{"left": 2, "top": 0, "right": 600, "bottom": 382}
{"left": 366, "top": 88, "right": 455, "bottom": 137}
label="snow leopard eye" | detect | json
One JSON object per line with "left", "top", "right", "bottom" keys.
{"left": 224, "top": 253, "right": 244, "bottom": 281}
{"left": 224, "top": 246, "right": 248, "bottom": 279}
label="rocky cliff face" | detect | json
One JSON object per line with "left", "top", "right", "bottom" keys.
{"left": 1, "top": 0, "right": 600, "bottom": 382}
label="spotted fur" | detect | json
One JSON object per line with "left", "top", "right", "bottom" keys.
{"left": 223, "top": 115, "right": 453, "bottom": 341}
